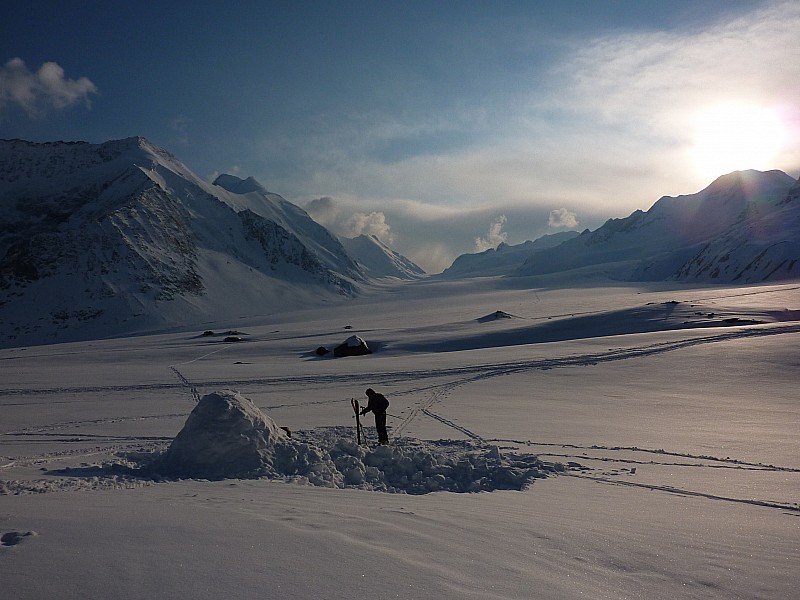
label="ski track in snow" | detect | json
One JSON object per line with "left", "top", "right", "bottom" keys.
{"left": 384, "top": 324, "right": 800, "bottom": 513}
{"left": 169, "top": 366, "right": 201, "bottom": 403}
{"left": 2, "top": 322, "right": 798, "bottom": 511}
{"left": 401, "top": 393, "right": 800, "bottom": 513}
{"left": 563, "top": 473, "right": 800, "bottom": 513}
{"left": 2, "top": 322, "right": 797, "bottom": 399}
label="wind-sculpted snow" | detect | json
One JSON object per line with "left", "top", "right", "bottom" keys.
{"left": 1, "top": 280, "right": 797, "bottom": 600}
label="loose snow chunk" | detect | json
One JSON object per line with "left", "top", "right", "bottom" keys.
{"left": 289, "top": 429, "right": 553, "bottom": 494}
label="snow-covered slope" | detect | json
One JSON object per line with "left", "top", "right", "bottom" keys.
{"left": 515, "top": 170, "right": 799, "bottom": 282}
{"left": 338, "top": 234, "right": 426, "bottom": 280}
{"left": 439, "top": 231, "right": 579, "bottom": 279}
{"left": 672, "top": 175, "right": 800, "bottom": 282}
{"left": 0, "top": 137, "right": 365, "bottom": 346}
{"left": 211, "top": 174, "right": 361, "bottom": 278}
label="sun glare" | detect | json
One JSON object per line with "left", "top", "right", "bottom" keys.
{"left": 690, "top": 103, "right": 787, "bottom": 181}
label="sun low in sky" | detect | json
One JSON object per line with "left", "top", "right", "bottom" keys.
{"left": 690, "top": 103, "right": 790, "bottom": 181}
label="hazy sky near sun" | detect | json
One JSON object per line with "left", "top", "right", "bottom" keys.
{"left": 2, "top": 1, "right": 799, "bottom": 272}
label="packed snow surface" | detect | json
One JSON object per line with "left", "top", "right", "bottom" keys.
{"left": 2, "top": 276, "right": 799, "bottom": 599}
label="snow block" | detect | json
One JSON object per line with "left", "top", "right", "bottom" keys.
{"left": 160, "top": 390, "right": 290, "bottom": 479}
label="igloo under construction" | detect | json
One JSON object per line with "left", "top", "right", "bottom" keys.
{"left": 159, "top": 389, "right": 292, "bottom": 479}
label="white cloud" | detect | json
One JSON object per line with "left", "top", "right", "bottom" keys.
{"left": 281, "top": 2, "right": 800, "bottom": 218}
{"left": 0, "top": 58, "right": 97, "bottom": 118}
{"left": 304, "top": 196, "right": 337, "bottom": 224}
{"left": 285, "top": 4, "right": 800, "bottom": 271}
{"left": 344, "top": 211, "right": 394, "bottom": 243}
{"left": 474, "top": 215, "right": 508, "bottom": 252}
{"left": 548, "top": 208, "right": 578, "bottom": 230}
{"left": 304, "top": 197, "right": 396, "bottom": 243}
{"left": 299, "top": 194, "right": 516, "bottom": 272}
{"left": 296, "top": 193, "right": 609, "bottom": 274}
{"left": 553, "top": 1, "right": 800, "bottom": 153}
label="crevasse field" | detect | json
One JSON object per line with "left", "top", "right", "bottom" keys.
{"left": 2, "top": 276, "right": 798, "bottom": 600}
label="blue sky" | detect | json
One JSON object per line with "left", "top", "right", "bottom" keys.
{"left": 2, "top": 1, "right": 799, "bottom": 272}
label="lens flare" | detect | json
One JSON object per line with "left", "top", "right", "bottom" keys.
{"left": 690, "top": 103, "right": 787, "bottom": 180}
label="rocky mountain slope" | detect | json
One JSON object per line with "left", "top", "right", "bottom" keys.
{"left": 0, "top": 137, "right": 370, "bottom": 345}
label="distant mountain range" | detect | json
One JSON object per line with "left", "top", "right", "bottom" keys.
{"left": 1, "top": 136, "right": 798, "bottom": 347}
{"left": 0, "top": 137, "right": 423, "bottom": 346}
{"left": 443, "top": 170, "right": 800, "bottom": 283}
{"left": 438, "top": 231, "right": 580, "bottom": 278}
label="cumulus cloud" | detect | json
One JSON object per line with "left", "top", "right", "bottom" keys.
{"left": 304, "top": 196, "right": 338, "bottom": 225}
{"left": 344, "top": 211, "right": 394, "bottom": 242}
{"left": 298, "top": 194, "right": 488, "bottom": 272}
{"left": 474, "top": 215, "right": 508, "bottom": 252}
{"left": 304, "top": 197, "right": 395, "bottom": 243}
{"left": 0, "top": 57, "right": 97, "bottom": 118}
{"left": 548, "top": 208, "right": 578, "bottom": 230}
{"left": 294, "top": 192, "right": 605, "bottom": 274}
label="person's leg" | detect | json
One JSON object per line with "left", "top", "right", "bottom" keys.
{"left": 376, "top": 412, "right": 388, "bottom": 443}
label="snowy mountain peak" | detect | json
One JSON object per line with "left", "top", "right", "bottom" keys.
{"left": 514, "top": 170, "right": 800, "bottom": 283}
{"left": 0, "top": 136, "right": 191, "bottom": 200}
{"left": 780, "top": 177, "right": 800, "bottom": 206}
{"left": 212, "top": 174, "right": 268, "bottom": 195}
{"left": 339, "top": 234, "right": 425, "bottom": 280}
{"left": 0, "top": 137, "right": 368, "bottom": 347}
{"left": 706, "top": 168, "right": 786, "bottom": 193}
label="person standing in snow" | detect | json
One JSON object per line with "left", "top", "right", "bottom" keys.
{"left": 361, "top": 388, "right": 389, "bottom": 445}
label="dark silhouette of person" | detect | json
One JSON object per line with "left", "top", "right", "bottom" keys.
{"left": 361, "top": 388, "right": 389, "bottom": 444}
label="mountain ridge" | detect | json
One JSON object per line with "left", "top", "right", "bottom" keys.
{"left": 2, "top": 136, "right": 798, "bottom": 347}
{"left": 512, "top": 169, "right": 799, "bottom": 283}
{"left": 438, "top": 231, "right": 580, "bottom": 279}
{"left": 339, "top": 234, "right": 426, "bottom": 280}
{"left": 0, "top": 137, "right": 375, "bottom": 346}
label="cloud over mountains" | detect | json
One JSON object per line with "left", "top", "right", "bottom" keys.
{"left": 0, "top": 58, "right": 97, "bottom": 119}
